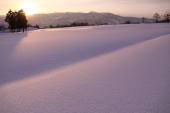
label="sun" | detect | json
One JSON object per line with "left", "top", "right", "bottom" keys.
{"left": 19, "top": 1, "right": 38, "bottom": 15}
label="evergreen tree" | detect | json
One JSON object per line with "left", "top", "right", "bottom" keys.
{"left": 17, "top": 9, "right": 28, "bottom": 32}
{"left": 5, "top": 9, "right": 28, "bottom": 32}
{"left": 5, "top": 9, "right": 16, "bottom": 32}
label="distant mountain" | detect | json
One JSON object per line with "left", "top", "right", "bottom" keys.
{"left": 0, "top": 12, "right": 153, "bottom": 28}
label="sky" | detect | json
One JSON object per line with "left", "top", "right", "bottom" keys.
{"left": 0, "top": 0, "right": 170, "bottom": 17}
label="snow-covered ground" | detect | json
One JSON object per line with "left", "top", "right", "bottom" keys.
{"left": 0, "top": 23, "right": 170, "bottom": 113}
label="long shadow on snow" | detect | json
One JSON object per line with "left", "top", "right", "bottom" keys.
{"left": 0, "top": 25, "right": 170, "bottom": 86}
{"left": 0, "top": 32, "right": 28, "bottom": 85}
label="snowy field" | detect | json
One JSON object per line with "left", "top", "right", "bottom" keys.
{"left": 0, "top": 23, "right": 170, "bottom": 113}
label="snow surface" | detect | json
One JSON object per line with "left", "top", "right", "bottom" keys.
{"left": 0, "top": 23, "right": 170, "bottom": 113}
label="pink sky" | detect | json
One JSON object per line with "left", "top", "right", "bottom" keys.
{"left": 0, "top": 0, "right": 169, "bottom": 17}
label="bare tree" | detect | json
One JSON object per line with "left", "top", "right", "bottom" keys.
{"left": 142, "top": 17, "right": 145, "bottom": 23}
{"left": 164, "top": 11, "right": 170, "bottom": 23}
{"left": 153, "top": 13, "right": 160, "bottom": 23}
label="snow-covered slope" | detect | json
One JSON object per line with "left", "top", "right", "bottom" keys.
{"left": 28, "top": 12, "right": 153, "bottom": 27}
{"left": 0, "top": 24, "right": 170, "bottom": 113}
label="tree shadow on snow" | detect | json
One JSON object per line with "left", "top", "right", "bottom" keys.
{"left": 0, "top": 32, "right": 28, "bottom": 85}
{"left": 0, "top": 25, "right": 170, "bottom": 86}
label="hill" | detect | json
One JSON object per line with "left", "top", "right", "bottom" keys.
{"left": 0, "top": 12, "right": 153, "bottom": 28}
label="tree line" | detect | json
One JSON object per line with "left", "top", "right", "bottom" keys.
{"left": 153, "top": 11, "right": 170, "bottom": 23}
{"left": 5, "top": 9, "right": 27, "bottom": 32}
{"left": 48, "top": 22, "right": 89, "bottom": 28}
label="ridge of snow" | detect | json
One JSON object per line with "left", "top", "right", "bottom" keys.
{"left": 0, "top": 33, "right": 170, "bottom": 113}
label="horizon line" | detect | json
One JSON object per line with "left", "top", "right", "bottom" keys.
{"left": 0, "top": 11, "right": 153, "bottom": 18}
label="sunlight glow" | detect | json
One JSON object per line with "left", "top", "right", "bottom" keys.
{"left": 19, "top": 1, "right": 39, "bottom": 15}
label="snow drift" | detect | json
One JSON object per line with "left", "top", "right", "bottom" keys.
{"left": 0, "top": 23, "right": 170, "bottom": 113}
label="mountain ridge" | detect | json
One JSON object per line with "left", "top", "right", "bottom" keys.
{"left": 0, "top": 12, "right": 153, "bottom": 28}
